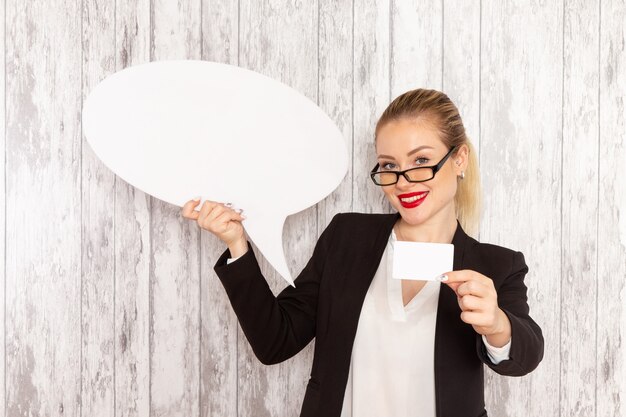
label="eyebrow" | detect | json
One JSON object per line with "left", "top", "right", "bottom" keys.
{"left": 377, "top": 145, "right": 435, "bottom": 160}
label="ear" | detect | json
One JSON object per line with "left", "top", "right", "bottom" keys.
{"left": 454, "top": 144, "right": 470, "bottom": 175}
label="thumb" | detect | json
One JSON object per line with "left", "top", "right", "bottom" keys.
{"left": 448, "top": 282, "right": 462, "bottom": 292}
{"left": 438, "top": 271, "right": 463, "bottom": 295}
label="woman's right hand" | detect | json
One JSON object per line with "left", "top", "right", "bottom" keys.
{"left": 181, "top": 198, "right": 248, "bottom": 257}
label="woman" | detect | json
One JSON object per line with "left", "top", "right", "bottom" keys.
{"left": 181, "top": 88, "right": 544, "bottom": 417}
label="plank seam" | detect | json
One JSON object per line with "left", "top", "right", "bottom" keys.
{"left": 316, "top": 0, "right": 320, "bottom": 233}
{"left": 113, "top": 2, "right": 118, "bottom": 416}
{"left": 478, "top": 0, "right": 482, "bottom": 241}
{"left": 4, "top": 0, "right": 8, "bottom": 414}
{"left": 80, "top": 0, "right": 85, "bottom": 415}
{"left": 595, "top": 2, "right": 601, "bottom": 417}
{"left": 351, "top": 0, "right": 354, "bottom": 212}
{"left": 559, "top": 0, "right": 565, "bottom": 415}
{"left": 148, "top": 1, "right": 154, "bottom": 416}
{"left": 389, "top": 0, "right": 393, "bottom": 100}
{"left": 441, "top": 0, "right": 444, "bottom": 90}
{"left": 198, "top": 3, "right": 203, "bottom": 416}
{"left": 236, "top": 2, "right": 240, "bottom": 415}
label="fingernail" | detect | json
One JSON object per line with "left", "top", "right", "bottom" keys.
{"left": 241, "top": 214, "right": 247, "bottom": 220}
{"left": 235, "top": 208, "right": 244, "bottom": 214}
{"left": 437, "top": 274, "right": 448, "bottom": 282}
{"left": 193, "top": 196, "right": 201, "bottom": 201}
{"left": 224, "top": 202, "right": 233, "bottom": 207}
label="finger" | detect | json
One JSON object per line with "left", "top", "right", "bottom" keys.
{"left": 213, "top": 209, "right": 246, "bottom": 229}
{"left": 443, "top": 269, "right": 492, "bottom": 285}
{"left": 460, "top": 311, "right": 491, "bottom": 327}
{"left": 181, "top": 197, "right": 202, "bottom": 219}
{"left": 197, "top": 200, "right": 225, "bottom": 225}
{"left": 457, "top": 294, "right": 483, "bottom": 311}
{"left": 456, "top": 280, "right": 489, "bottom": 298}
{"left": 442, "top": 270, "right": 470, "bottom": 297}
{"left": 439, "top": 270, "right": 473, "bottom": 284}
{"left": 232, "top": 209, "right": 246, "bottom": 221}
{"left": 198, "top": 199, "right": 220, "bottom": 216}
{"left": 446, "top": 281, "right": 462, "bottom": 295}
{"left": 199, "top": 202, "right": 227, "bottom": 226}
{"left": 200, "top": 202, "right": 244, "bottom": 230}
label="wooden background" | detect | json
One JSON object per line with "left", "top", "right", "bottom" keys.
{"left": 2, "top": 0, "right": 625, "bottom": 416}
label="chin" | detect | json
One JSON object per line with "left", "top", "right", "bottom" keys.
{"left": 396, "top": 207, "right": 431, "bottom": 225}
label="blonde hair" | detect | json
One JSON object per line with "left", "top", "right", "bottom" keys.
{"left": 374, "top": 88, "right": 481, "bottom": 236}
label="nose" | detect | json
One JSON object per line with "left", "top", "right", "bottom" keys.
{"left": 395, "top": 172, "right": 412, "bottom": 189}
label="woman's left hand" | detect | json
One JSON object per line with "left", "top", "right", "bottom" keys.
{"left": 441, "top": 270, "right": 511, "bottom": 348}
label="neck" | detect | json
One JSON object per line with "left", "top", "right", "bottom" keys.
{"left": 394, "top": 209, "right": 458, "bottom": 244}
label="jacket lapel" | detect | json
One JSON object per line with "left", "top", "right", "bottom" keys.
{"left": 322, "top": 212, "right": 400, "bottom": 413}
{"left": 434, "top": 222, "right": 470, "bottom": 417}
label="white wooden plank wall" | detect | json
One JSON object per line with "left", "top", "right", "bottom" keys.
{"left": 6, "top": 1, "right": 83, "bottom": 417}
{"left": 82, "top": 0, "right": 117, "bottom": 414}
{"left": 2, "top": 1, "right": 625, "bottom": 416}
{"left": 562, "top": 1, "right": 598, "bottom": 416}
{"left": 114, "top": 3, "right": 152, "bottom": 417}
{"left": 480, "top": 3, "right": 562, "bottom": 416}
{"left": 597, "top": 1, "right": 626, "bottom": 416}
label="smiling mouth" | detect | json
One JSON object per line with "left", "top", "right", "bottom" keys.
{"left": 398, "top": 191, "right": 428, "bottom": 202}
{"left": 400, "top": 194, "right": 427, "bottom": 203}
{"left": 397, "top": 191, "right": 429, "bottom": 208}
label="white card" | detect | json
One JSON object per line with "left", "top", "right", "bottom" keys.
{"left": 392, "top": 241, "right": 454, "bottom": 281}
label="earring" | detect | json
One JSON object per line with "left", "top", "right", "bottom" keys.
{"left": 458, "top": 171, "right": 465, "bottom": 180}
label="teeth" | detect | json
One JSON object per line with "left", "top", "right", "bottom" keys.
{"left": 400, "top": 193, "right": 427, "bottom": 203}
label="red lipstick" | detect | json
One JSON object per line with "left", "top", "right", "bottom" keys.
{"left": 397, "top": 191, "right": 429, "bottom": 208}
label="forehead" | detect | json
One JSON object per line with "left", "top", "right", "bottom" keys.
{"left": 376, "top": 118, "right": 445, "bottom": 155}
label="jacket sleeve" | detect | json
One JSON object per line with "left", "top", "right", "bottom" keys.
{"left": 476, "top": 250, "right": 544, "bottom": 376}
{"left": 213, "top": 213, "right": 340, "bottom": 365}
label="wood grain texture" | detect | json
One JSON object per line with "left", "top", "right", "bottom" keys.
{"left": 561, "top": 1, "right": 599, "bottom": 416}
{"left": 114, "top": 184, "right": 151, "bottom": 417}
{"left": 81, "top": 0, "right": 117, "bottom": 415}
{"left": 5, "top": 0, "right": 82, "bottom": 416}
{"left": 150, "top": 1, "right": 202, "bottom": 416}
{"left": 236, "top": 1, "right": 319, "bottom": 415}
{"left": 597, "top": 1, "right": 626, "bottom": 416}
{"left": 443, "top": 0, "right": 481, "bottom": 168}
{"left": 199, "top": 1, "right": 239, "bottom": 416}
{"left": 0, "top": 0, "right": 5, "bottom": 413}
{"left": 317, "top": 0, "right": 354, "bottom": 228}
{"left": 391, "top": 0, "right": 442, "bottom": 93}
{"left": 353, "top": 0, "right": 391, "bottom": 213}
{"left": 442, "top": 0, "right": 481, "bottom": 242}
{"left": 480, "top": 2, "right": 562, "bottom": 416}
{"left": 114, "top": 2, "right": 152, "bottom": 416}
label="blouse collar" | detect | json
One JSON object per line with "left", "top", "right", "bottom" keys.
{"left": 385, "top": 212, "right": 468, "bottom": 271}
